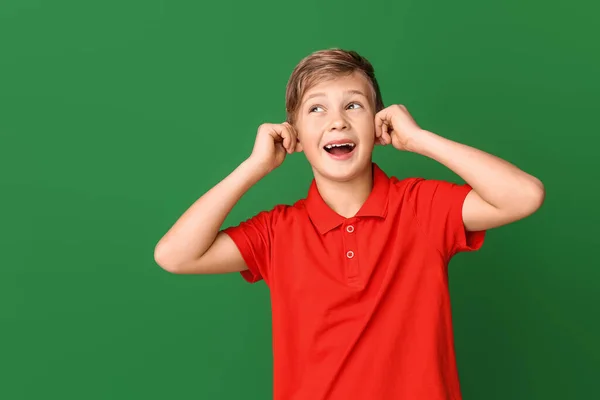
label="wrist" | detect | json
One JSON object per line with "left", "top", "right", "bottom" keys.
{"left": 405, "top": 129, "right": 437, "bottom": 155}
{"left": 242, "top": 157, "right": 272, "bottom": 179}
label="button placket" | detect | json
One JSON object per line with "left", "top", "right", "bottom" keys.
{"left": 342, "top": 220, "right": 359, "bottom": 281}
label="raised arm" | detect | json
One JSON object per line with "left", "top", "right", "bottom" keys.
{"left": 154, "top": 122, "right": 300, "bottom": 274}
{"left": 375, "top": 104, "right": 545, "bottom": 232}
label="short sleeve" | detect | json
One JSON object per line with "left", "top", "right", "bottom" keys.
{"left": 222, "top": 205, "right": 284, "bottom": 285}
{"left": 406, "top": 178, "right": 486, "bottom": 260}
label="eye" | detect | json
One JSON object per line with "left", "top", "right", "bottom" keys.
{"left": 309, "top": 105, "right": 324, "bottom": 113}
{"left": 347, "top": 102, "right": 362, "bottom": 110}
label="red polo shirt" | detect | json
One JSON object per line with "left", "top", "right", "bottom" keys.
{"left": 224, "top": 163, "right": 486, "bottom": 400}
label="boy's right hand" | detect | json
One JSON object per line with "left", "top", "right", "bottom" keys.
{"left": 249, "top": 122, "right": 302, "bottom": 173}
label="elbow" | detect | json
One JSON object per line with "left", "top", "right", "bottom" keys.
{"left": 520, "top": 178, "right": 546, "bottom": 217}
{"left": 154, "top": 242, "right": 185, "bottom": 274}
{"left": 529, "top": 178, "right": 546, "bottom": 212}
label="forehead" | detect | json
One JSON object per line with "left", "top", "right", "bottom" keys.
{"left": 302, "top": 72, "right": 372, "bottom": 100}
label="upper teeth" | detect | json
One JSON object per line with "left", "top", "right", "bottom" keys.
{"left": 325, "top": 143, "right": 355, "bottom": 149}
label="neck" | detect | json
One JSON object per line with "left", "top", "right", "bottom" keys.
{"left": 313, "top": 163, "right": 374, "bottom": 218}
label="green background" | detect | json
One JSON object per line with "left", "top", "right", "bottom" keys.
{"left": 1, "top": 0, "right": 598, "bottom": 399}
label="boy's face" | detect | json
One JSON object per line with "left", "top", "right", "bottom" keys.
{"left": 295, "top": 72, "right": 376, "bottom": 183}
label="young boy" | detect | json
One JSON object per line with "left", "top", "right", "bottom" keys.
{"left": 154, "top": 49, "right": 545, "bottom": 399}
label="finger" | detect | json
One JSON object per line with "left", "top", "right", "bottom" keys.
{"left": 278, "top": 127, "right": 291, "bottom": 152}
{"left": 374, "top": 112, "right": 382, "bottom": 138}
{"left": 280, "top": 126, "right": 291, "bottom": 153}
{"left": 267, "top": 124, "right": 282, "bottom": 142}
{"left": 288, "top": 123, "right": 303, "bottom": 153}
{"left": 374, "top": 109, "right": 390, "bottom": 139}
{"left": 383, "top": 131, "right": 391, "bottom": 145}
{"left": 374, "top": 122, "right": 387, "bottom": 145}
{"left": 283, "top": 123, "right": 297, "bottom": 154}
{"left": 380, "top": 119, "right": 391, "bottom": 143}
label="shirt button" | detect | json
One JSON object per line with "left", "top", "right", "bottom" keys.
{"left": 346, "top": 250, "right": 355, "bottom": 259}
{"left": 346, "top": 225, "right": 354, "bottom": 233}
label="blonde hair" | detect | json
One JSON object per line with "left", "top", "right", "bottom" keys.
{"left": 285, "top": 48, "right": 384, "bottom": 125}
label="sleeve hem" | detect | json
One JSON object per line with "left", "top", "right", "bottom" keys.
{"left": 450, "top": 185, "right": 486, "bottom": 257}
{"left": 222, "top": 227, "right": 263, "bottom": 284}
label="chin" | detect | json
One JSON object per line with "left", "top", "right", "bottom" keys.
{"left": 309, "top": 150, "right": 373, "bottom": 183}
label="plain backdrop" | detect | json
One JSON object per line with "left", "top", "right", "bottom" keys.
{"left": 1, "top": 0, "right": 598, "bottom": 399}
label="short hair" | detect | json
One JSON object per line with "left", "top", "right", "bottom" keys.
{"left": 285, "top": 48, "right": 385, "bottom": 125}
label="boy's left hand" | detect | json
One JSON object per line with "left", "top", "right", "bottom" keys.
{"left": 374, "top": 104, "right": 423, "bottom": 152}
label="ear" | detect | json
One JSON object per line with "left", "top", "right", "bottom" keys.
{"left": 288, "top": 121, "right": 303, "bottom": 153}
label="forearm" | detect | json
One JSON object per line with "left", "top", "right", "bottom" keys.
{"left": 409, "top": 129, "right": 545, "bottom": 210}
{"left": 154, "top": 158, "right": 268, "bottom": 268}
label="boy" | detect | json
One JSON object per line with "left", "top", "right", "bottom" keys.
{"left": 154, "top": 49, "right": 545, "bottom": 399}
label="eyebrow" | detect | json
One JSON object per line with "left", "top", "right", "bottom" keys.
{"left": 303, "top": 89, "right": 368, "bottom": 104}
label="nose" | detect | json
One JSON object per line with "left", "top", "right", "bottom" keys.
{"left": 328, "top": 111, "right": 348, "bottom": 131}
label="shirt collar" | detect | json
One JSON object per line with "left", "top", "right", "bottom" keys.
{"left": 305, "top": 163, "right": 390, "bottom": 234}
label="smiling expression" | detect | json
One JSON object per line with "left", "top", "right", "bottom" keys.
{"left": 294, "top": 72, "right": 377, "bottom": 182}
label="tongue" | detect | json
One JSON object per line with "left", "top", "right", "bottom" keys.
{"left": 329, "top": 146, "right": 352, "bottom": 155}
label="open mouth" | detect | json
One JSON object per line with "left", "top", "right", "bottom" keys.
{"left": 323, "top": 142, "right": 356, "bottom": 156}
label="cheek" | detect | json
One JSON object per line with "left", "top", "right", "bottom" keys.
{"left": 303, "top": 118, "right": 326, "bottom": 133}
{"left": 353, "top": 116, "right": 376, "bottom": 139}
{"left": 297, "top": 122, "right": 323, "bottom": 147}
